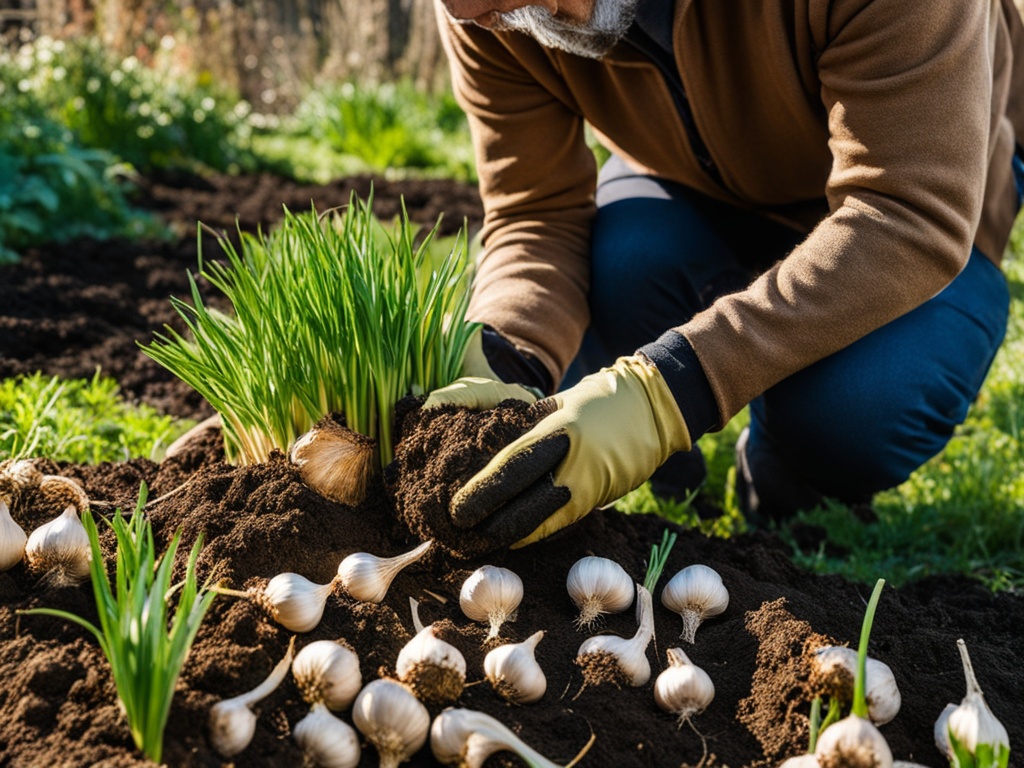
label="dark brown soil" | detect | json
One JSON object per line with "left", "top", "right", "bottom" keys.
{"left": 1, "top": 171, "right": 1022, "bottom": 768}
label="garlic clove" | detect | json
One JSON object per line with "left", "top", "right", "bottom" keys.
{"left": 290, "top": 419, "right": 377, "bottom": 506}
{"left": 660, "top": 564, "right": 729, "bottom": 643}
{"left": 253, "top": 572, "right": 335, "bottom": 632}
{"left": 337, "top": 539, "right": 432, "bottom": 603}
{"left": 653, "top": 647, "right": 714, "bottom": 726}
{"left": 460, "top": 565, "right": 523, "bottom": 641}
{"left": 293, "top": 702, "right": 361, "bottom": 768}
{"left": 814, "top": 714, "right": 893, "bottom": 768}
{"left": 292, "top": 639, "right": 362, "bottom": 711}
{"left": 810, "top": 645, "right": 901, "bottom": 725}
{"left": 208, "top": 636, "right": 295, "bottom": 758}
{"left": 577, "top": 583, "right": 654, "bottom": 688}
{"left": 484, "top": 630, "right": 547, "bottom": 704}
{"left": 396, "top": 624, "right": 467, "bottom": 705}
{"left": 0, "top": 499, "right": 28, "bottom": 571}
{"left": 352, "top": 679, "right": 430, "bottom": 768}
{"left": 566, "top": 555, "right": 634, "bottom": 629}
{"left": 943, "top": 639, "right": 1010, "bottom": 761}
{"left": 25, "top": 506, "right": 91, "bottom": 585}
{"left": 431, "top": 708, "right": 565, "bottom": 768}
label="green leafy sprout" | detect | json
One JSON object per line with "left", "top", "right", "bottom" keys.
{"left": 141, "top": 191, "right": 480, "bottom": 468}
{"left": 19, "top": 483, "right": 216, "bottom": 763}
{"left": 643, "top": 528, "right": 678, "bottom": 593}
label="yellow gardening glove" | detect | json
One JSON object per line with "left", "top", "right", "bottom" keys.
{"left": 424, "top": 328, "right": 540, "bottom": 410}
{"left": 449, "top": 355, "right": 692, "bottom": 547}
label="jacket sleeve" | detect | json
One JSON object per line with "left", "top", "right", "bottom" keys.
{"left": 680, "top": 0, "right": 997, "bottom": 423}
{"left": 436, "top": 2, "right": 597, "bottom": 384}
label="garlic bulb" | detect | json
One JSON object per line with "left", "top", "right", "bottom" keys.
{"left": 779, "top": 757, "right": 820, "bottom": 768}
{"left": 25, "top": 506, "right": 91, "bottom": 585}
{"left": 577, "top": 583, "right": 653, "bottom": 687}
{"left": 431, "top": 708, "right": 564, "bottom": 768}
{"left": 253, "top": 572, "right": 336, "bottom": 632}
{"left": 811, "top": 645, "right": 901, "bottom": 725}
{"left": 208, "top": 636, "right": 295, "bottom": 757}
{"left": 293, "top": 702, "right": 361, "bottom": 768}
{"left": 653, "top": 647, "right": 714, "bottom": 725}
{"left": 290, "top": 419, "right": 378, "bottom": 506}
{"left": 566, "top": 556, "right": 633, "bottom": 629}
{"left": 814, "top": 715, "right": 893, "bottom": 768}
{"left": 0, "top": 499, "right": 27, "bottom": 571}
{"left": 937, "top": 639, "right": 1010, "bottom": 762}
{"left": 397, "top": 624, "right": 467, "bottom": 705}
{"left": 352, "top": 679, "right": 430, "bottom": 768}
{"left": 338, "top": 540, "right": 433, "bottom": 603}
{"left": 661, "top": 564, "right": 729, "bottom": 643}
{"left": 0, "top": 458, "right": 42, "bottom": 506}
{"left": 933, "top": 703, "right": 957, "bottom": 759}
{"left": 292, "top": 639, "right": 361, "bottom": 711}
{"left": 460, "top": 565, "right": 523, "bottom": 640}
{"left": 484, "top": 630, "right": 546, "bottom": 704}
{"left": 38, "top": 474, "right": 89, "bottom": 512}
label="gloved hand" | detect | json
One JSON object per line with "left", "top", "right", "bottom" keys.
{"left": 424, "top": 328, "right": 540, "bottom": 410}
{"left": 448, "top": 354, "right": 692, "bottom": 547}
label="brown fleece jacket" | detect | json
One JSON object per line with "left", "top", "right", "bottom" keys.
{"left": 437, "top": 0, "right": 1024, "bottom": 425}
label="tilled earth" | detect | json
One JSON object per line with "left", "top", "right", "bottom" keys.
{"left": 0, "top": 170, "right": 1020, "bottom": 768}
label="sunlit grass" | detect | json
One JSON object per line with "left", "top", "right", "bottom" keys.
{"left": 0, "top": 372, "right": 192, "bottom": 464}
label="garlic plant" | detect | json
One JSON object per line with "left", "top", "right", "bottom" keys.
{"left": 0, "top": 499, "right": 27, "bottom": 571}
{"left": 397, "top": 621, "right": 467, "bottom": 705}
{"left": 352, "top": 678, "right": 431, "bottom": 768}
{"left": 566, "top": 556, "right": 633, "bottom": 629}
{"left": 577, "top": 583, "right": 654, "bottom": 687}
{"left": 25, "top": 506, "right": 91, "bottom": 585}
{"left": 0, "top": 458, "right": 42, "bottom": 505}
{"left": 290, "top": 419, "right": 378, "bottom": 507}
{"left": 811, "top": 645, "right": 901, "bottom": 725}
{"left": 208, "top": 637, "right": 296, "bottom": 758}
{"left": 460, "top": 565, "right": 523, "bottom": 640}
{"left": 653, "top": 648, "right": 714, "bottom": 726}
{"left": 661, "top": 564, "right": 729, "bottom": 643}
{"left": 292, "top": 639, "right": 362, "bottom": 711}
{"left": 779, "top": 756, "right": 821, "bottom": 767}
{"left": 338, "top": 540, "right": 433, "bottom": 603}
{"left": 934, "top": 639, "right": 1010, "bottom": 767}
{"left": 293, "top": 702, "right": 361, "bottom": 768}
{"left": 431, "top": 708, "right": 570, "bottom": 768}
{"left": 484, "top": 630, "right": 546, "bottom": 704}
{"left": 217, "top": 572, "right": 336, "bottom": 632}
{"left": 814, "top": 579, "right": 893, "bottom": 768}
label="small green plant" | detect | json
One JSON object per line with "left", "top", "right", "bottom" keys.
{"left": 141, "top": 193, "right": 480, "bottom": 468}
{"left": 0, "top": 372, "right": 192, "bottom": 463}
{"left": 20, "top": 483, "right": 216, "bottom": 763}
{"left": 283, "top": 80, "right": 475, "bottom": 180}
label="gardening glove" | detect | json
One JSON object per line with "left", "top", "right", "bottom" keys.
{"left": 450, "top": 354, "right": 692, "bottom": 547}
{"left": 424, "top": 327, "right": 541, "bottom": 410}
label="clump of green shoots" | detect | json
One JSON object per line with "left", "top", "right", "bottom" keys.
{"left": 141, "top": 192, "right": 479, "bottom": 488}
{"left": 19, "top": 483, "right": 216, "bottom": 763}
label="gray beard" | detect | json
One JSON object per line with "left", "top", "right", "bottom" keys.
{"left": 493, "top": 0, "right": 639, "bottom": 59}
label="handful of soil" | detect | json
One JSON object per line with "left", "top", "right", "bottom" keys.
{"left": 386, "top": 397, "right": 567, "bottom": 558}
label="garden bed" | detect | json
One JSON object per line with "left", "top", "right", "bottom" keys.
{"left": 0, "top": 171, "right": 1020, "bottom": 768}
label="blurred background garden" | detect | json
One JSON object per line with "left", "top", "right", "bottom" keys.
{"left": 1, "top": 0, "right": 1022, "bottom": 592}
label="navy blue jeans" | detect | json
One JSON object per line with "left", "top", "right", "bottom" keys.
{"left": 568, "top": 157, "right": 1012, "bottom": 513}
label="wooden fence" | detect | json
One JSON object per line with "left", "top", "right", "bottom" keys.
{"left": 0, "top": 0, "right": 448, "bottom": 109}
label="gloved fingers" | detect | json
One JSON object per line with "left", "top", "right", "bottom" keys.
{"left": 511, "top": 493, "right": 591, "bottom": 548}
{"left": 450, "top": 432, "right": 570, "bottom": 528}
{"left": 474, "top": 477, "right": 572, "bottom": 546}
{"left": 423, "top": 377, "right": 538, "bottom": 411}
